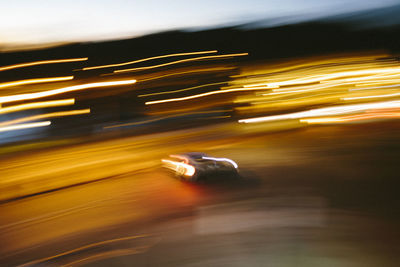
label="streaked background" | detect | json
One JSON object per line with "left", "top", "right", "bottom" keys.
{"left": 1, "top": 1, "right": 400, "bottom": 266}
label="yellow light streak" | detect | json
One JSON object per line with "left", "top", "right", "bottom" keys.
{"left": 0, "top": 76, "right": 74, "bottom": 89}
{"left": 0, "top": 79, "right": 136, "bottom": 104}
{"left": 0, "top": 121, "right": 51, "bottom": 133}
{"left": 0, "top": 99, "right": 75, "bottom": 115}
{"left": 114, "top": 53, "right": 248, "bottom": 74}
{"left": 81, "top": 50, "right": 218, "bottom": 71}
{"left": 138, "top": 67, "right": 235, "bottom": 82}
{"left": 0, "top": 109, "right": 90, "bottom": 127}
{"left": 0, "top": 58, "right": 88, "bottom": 72}
{"left": 138, "top": 81, "right": 227, "bottom": 97}
{"left": 145, "top": 85, "right": 277, "bottom": 105}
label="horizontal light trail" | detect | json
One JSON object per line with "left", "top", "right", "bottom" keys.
{"left": 145, "top": 85, "right": 276, "bottom": 105}
{"left": 0, "top": 109, "right": 90, "bottom": 127}
{"left": 0, "top": 58, "right": 88, "bottom": 72}
{"left": 0, "top": 121, "right": 51, "bottom": 133}
{"left": 0, "top": 79, "right": 136, "bottom": 104}
{"left": 81, "top": 50, "right": 218, "bottom": 71}
{"left": 0, "top": 99, "right": 75, "bottom": 115}
{"left": 238, "top": 100, "right": 400, "bottom": 123}
{"left": 114, "top": 53, "right": 248, "bottom": 74}
{"left": 0, "top": 76, "right": 73, "bottom": 89}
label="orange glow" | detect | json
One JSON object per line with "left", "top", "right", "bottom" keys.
{"left": 81, "top": 50, "right": 218, "bottom": 71}
{"left": 114, "top": 53, "right": 248, "bottom": 73}
{"left": 0, "top": 76, "right": 74, "bottom": 89}
{"left": 0, "top": 79, "right": 136, "bottom": 104}
{"left": 169, "top": 154, "right": 189, "bottom": 164}
{"left": 0, "top": 58, "right": 88, "bottom": 72}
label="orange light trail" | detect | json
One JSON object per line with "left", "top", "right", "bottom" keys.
{"left": 0, "top": 79, "right": 136, "bottom": 104}
{"left": 0, "top": 58, "right": 88, "bottom": 72}
{"left": 0, "top": 76, "right": 74, "bottom": 89}
{"left": 114, "top": 53, "right": 248, "bottom": 74}
{"left": 0, "top": 99, "right": 75, "bottom": 115}
{"left": 81, "top": 50, "right": 218, "bottom": 71}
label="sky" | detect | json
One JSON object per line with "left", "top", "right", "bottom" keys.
{"left": 0, "top": 0, "right": 398, "bottom": 49}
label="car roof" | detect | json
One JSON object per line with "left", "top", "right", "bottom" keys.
{"left": 182, "top": 152, "right": 208, "bottom": 159}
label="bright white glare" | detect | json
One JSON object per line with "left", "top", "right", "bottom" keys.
{"left": 0, "top": 121, "right": 51, "bottom": 133}
{"left": 162, "top": 159, "right": 196, "bottom": 176}
{"left": 239, "top": 100, "right": 400, "bottom": 123}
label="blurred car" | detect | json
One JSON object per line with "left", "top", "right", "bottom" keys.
{"left": 162, "top": 152, "right": 239, "bottom": 182}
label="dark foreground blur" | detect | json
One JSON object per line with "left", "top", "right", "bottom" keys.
{"left": 0, "top": 120, "right": 399, "bottom": 266}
